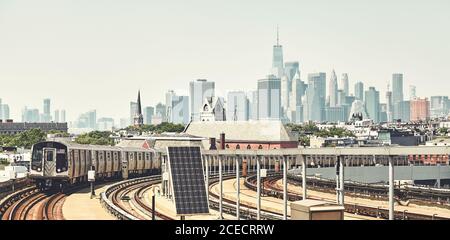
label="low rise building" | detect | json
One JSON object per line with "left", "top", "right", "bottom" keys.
{"left": 0, "top": 121, "right": 68, "bottom": 135}
{"left": 184, "top": 120, "right": 298, "bottom": 150}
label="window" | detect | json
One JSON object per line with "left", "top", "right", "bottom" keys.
{"left": 226, "top": 144, "right": 230, "bottom": 149}
{"left": 247, "top": 145, "right": 251, "bottom": 149}
{"left": 236, "top": 145, "right": 240, "bottom": 149}
{"left": 258, "top": 145, "right": 263, "bottom": 149}
{"left": 46, "top": 151, "right": 54, "bottom": 161}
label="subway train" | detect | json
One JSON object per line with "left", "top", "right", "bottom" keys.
{"left": 29, "top": 141, "right": 161, "bottom": 190}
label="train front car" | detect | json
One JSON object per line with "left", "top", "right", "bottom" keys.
{"left": 30, "top": 141, "right": 69, "bottom": 190}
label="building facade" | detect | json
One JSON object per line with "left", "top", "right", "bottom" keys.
{"left": 166, "top": 90, "right": 189, "bottom": 125}
{"left": 143, "top": 106, "right": 154, "bottom": 125}
{"left": 189, "top": 79, "right": 215, "bottom": 121}
{"left": 257, "top": 75, "right": 281, "bottom": 120}
{"left": 0, "top": 122, "right": 68, "bottom": 135}
{"left": 329, "top": 70, "right": 338, "bottom": 107}
{"left": 305, "top": 72, "right": 326, "bottom": 121}
{"left": 354, "top": 81, "right": 364, "bottom": 101}
{"left": 410, "top": 98, "right": 430, "bottom": 122}
{"left": 227, "top": 91, "right": 249, "bottom": 121}
{"left": 365, "top": 87, "right": 380, "bottom": 123}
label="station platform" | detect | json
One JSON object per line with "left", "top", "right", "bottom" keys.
{"left": 63, "top": 183, "right": 116, "bottom": 220}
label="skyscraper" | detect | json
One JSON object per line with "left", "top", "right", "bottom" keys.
{"left": 394, "top": 101, "right": 411, "bottom": 122}
{"left": 284, "top": 62, "right": 300, "bottom": 84}
{"left": 75, "top": 110, "right": 96, "bottom": 129}
{"left": 54, "top": 110, "right": 60, "bottom": 123}
{"left": 354, "top": 82, "right": 364, "bottom": 101}
{"left": 43, "top": 98, "right": 51, "bottom": 122}
{"left": 328, "top": 70, "right": 338, "bottom": 107}
{"left": 129, "top": 101, "right": 138, "bottom": 126}
{"left": 410, "top": 98, "right": 430, "bottom": 122}
{"left": 227, "top": 91, "right": 249, "bottom": 121}
{"left": 87, "top": 110, "right": 97, "bottom": 129}
{"left": 155, "top": 103, "right": 167, "bottom": 122}
{"left": 22, "top": 107, "right": 40, "bottom": 122}
{"left": 257, "top": 75, "right": 281, "bottom": 120}
{"left": 0, "top": 104, "right": 10, "bottom": 121}
{"left": 0, "top": 99, "right": 9, "bottom": 121}
{"left": 305, "top": 72, "right": 326, "bottom": 121}
{"left": 272, "top": 26, "right": 284, "bottom": 78}
{"left": 386, "top": 88, "right": 393, "bottom": 122}
{"left": 283, "top": 61, "right": 300, "bottom": 115}
{"left": 288, "top": 72, "right": 307, "bottom": 122}
{"left": 189, "top": 79, "right": 215, "bottom": 121}
{"left": 143, "top": 106, "right": 154, "bottom": 125}
{"left": 249, "top": 91, "right": 258, "bottom": 120}
{"left": 430, "top": 96, "right": 449, "bottom": 118}
{"left": 340, "top": 73, "right": 349, "bottom": 96}
{"left": 365, "top": 87, "right": 380, "bottom": 123}
{"left": 97, "top": 118, "right": 115, "bottom": 131}
{"left": 166, "top": 90, "right": 189, "bottom": 125}
{"left": 61, "top": 110, "right": 66, "bottom": 123}
{"left": 409, "top": 85, "right": 417, "bottom": 100}
{"left": 392, "top": 73, "right": 404, "bottom": 105}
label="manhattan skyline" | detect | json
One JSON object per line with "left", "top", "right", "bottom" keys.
{"left": 1, "top": 0, "right": 449, "bottom": 121}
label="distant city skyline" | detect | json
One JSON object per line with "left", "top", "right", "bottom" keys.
{"left": 1, "top": 0, "right": 449, "bottom": 122}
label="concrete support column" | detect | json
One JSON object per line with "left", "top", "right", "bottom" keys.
{"left": 205, "top": 156, "right": 209, "bottom": 204}
{"left": 236, "top": 156, "right": 240, "bottom": 220}
{"left": 339, "top": 155, "right": 345, "bottom": 205}
{"left": 219, "top": 155, "right": 223, "bottom": 219}
{"left": 389, "top": 155, "right": 394, "bottom": 220}
{"left": 335, "top": 156, "right": 340, "bottom": 204}
{"left": 257, "top": 156, "right": 261, "bottom": 220}
{"left": 302, "top": 155, "right": 307, "bottom": 200}
{"left": 283, "top": 156, "right": 288, "bottom": 220}
{"left": 437, "top": 164, "right": 441, "bottom": 189}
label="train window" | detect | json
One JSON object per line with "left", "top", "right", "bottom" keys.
{"left": 32, "top": 149, "right": 43, "bottom": 162}
{"left": 46, "top": 151, "right": 54, "bottom": 161}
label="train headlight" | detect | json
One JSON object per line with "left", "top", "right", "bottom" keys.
{"left": 57, "top": 169, "right": 61, "bottom": 172}
{"left": 37, "top": 168, "right": 41, "bottom": 171}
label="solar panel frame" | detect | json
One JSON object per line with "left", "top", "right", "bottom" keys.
{"left": 167, "top": 146, "right": 210, "bottom": 216}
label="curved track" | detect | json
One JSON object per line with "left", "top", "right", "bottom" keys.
{"left": 0, "top": 188, "right": 67, "bottom": 220}
{"left": 246, "top": 173, "right": 450, "bottom": 220}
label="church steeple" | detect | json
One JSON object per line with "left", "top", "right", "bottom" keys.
{"left": 134, "top": 90, "right": 144, "bottom": 126}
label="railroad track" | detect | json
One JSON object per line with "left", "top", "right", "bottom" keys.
{"left": 101, "top": 175, "right": 174, "bottom": 220}
{"left": 287, "top": 173, "right": 450, "bottom": 206}
{"left": 207, "top": 174, "right": 282, "bottom": 220}
{"left": 0, "top": 187, "right": 68, "bottom": 220}
{"left": 246, "top": 173, "right": 450, "bottom": 220}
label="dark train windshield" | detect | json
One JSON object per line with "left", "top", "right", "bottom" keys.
{"left": 32, "top": 149, "right": 43, "bottom": 162}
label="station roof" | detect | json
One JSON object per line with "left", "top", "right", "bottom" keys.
{"left": 184, "top": 120, "right": 298, "bottom": 142}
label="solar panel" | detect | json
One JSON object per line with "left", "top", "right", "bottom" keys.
{"left": 167, "top": 146, "right": 209, "bottom": 216}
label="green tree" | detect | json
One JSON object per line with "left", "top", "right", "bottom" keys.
{"left": 0, "top": 129, "right": 46, "bottom": 149}
{"left": 75, "top": 131, "right": 114, "bottom": 145}
{"left": 124, "top": 123, "right": 185, "bottom": 134}
{"left": 48, "top": 130, "right": 70, "bottom": 137}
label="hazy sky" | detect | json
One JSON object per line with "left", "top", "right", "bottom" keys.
{"left": 1, "top": 0, "right": 449, "bottom": 122}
